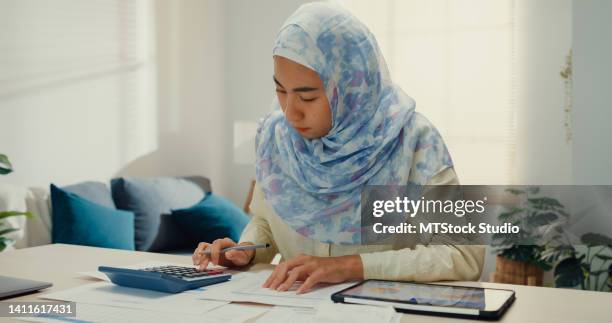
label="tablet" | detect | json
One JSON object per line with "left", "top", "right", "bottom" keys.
{"left": 331, "top": 280, "right": 515, "bottom": 320}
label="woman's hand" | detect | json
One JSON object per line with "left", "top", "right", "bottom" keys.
{"left": 262, "top": 254, "right": 364, "bottom": 294}
{"left": 192, "top": 238, "right": 254, "bottom": 270}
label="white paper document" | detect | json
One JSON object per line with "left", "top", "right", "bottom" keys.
{"left": 255, "top": 306, "right": 316, "bottom": 323}
{"left": 199, "top": 270, "right": 355, "bottom": 307}
{"left": 254, "top": 302, "right": 401, "bottom": 323}
{"left": 39, "top": 281, "right": 228, "bottom": 314}
{"left": 315, "top": 302, "right": 401, "bottom": 323}
{"left": 20, "top": 303, "right": 270, "bottom": 323}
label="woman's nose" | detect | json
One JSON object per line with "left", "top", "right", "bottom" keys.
{"left": 284, "top": 95, "right": 303, "bottom": 122}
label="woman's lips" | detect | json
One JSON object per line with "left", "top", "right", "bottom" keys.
{"left": 296, "top": 127, "right": 309, "bottom": 133}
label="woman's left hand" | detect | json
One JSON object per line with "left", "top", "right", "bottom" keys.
{"left": 262, "top": 254, "right": 364, "bottom": 294}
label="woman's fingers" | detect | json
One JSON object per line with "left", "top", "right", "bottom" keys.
{"left": 262, "top": 265, "right": 281, "bottom": 288}
{"left": 266, "top": 262, "right": 289, "bottom": 289}
{"left": 266, "top": 256, "right": 308, "bottom": 290}
{"left": 262, "top": 255, "right": 356, "bottom": 294}
{"left": 209, "top": 239, "right": 224, "bottom": 265}
{"left": 193, "top": 242, "right": 210, "bottom": 270}
{"left": 277, "top": 265, "right": 304, "bottom": 291}
{"left": 262, "top": 255, "right": 303, "bottom": 288}
{"left": 296, "top": 269, "right": 324, "bottom": 294}
{"left": 225, "top": 249, "right": 251, "bottom": 266}
{"left": 210, "top": 238, "right": 236, "bottom": 265}
{"left": 193, "top": 238, "right": 239, "bottom": 270}
{"left": 193, "top": 242, "right": 209, "bottom": 264}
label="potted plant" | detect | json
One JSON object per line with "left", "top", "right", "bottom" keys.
{"left": 0, "top": 154, "right": 33, "bottom": 251}
{"left": 491, "top": 187, "right": 568, "bottom": 285}
{"left": 541, "top": 232, "right": 612, "bottom": 292}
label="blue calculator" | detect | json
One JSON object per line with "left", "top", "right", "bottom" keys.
{"left": 98, "top": 265, "right": 232, "bottom": 293}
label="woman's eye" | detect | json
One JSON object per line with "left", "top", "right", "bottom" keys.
{"left": 300, "top": 97, "right": 317, "bottom": 102}
{"left": 275, "top": 89, "right": 286, "bottom": 94}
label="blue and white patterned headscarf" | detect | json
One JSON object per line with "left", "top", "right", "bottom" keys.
{"left": 255, "top": 2, "right": 453, "bottom": 245}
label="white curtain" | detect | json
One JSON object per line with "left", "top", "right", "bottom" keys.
{"left": 0, "top": 0, "right": 157, "bottom": 186}
{"left": 341, "top": 0, "right": 574, "bottom": 185}
{"left": 341, "top": 0, "right": 516, "bottom": 184}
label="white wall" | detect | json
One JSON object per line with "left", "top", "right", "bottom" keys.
{"left": 148, "top": 0, "right": 313, "bottom": 205}
{"left": 223, "top": 0, "right": 311, "bottom": 205}
{"left": 137, "top": 0, "right": 230, "bottom": 196}
{"left": 124, "top": 0, "right": 311, "bottom": 205}
{"left": 514, "top": 0, "right": 573, "bottom": 185}
{"left": 572, "top": 0, "right": 612, "bottom": 184}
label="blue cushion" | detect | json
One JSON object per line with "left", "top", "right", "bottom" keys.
{"left": 62, "top": 181, "right": 116, "bottom": 208}
{"left": 110, "top": 177, "right": 208, "bottom": 251}
{"left": 50, "top": 184, "right": 135, "bottom": 250}
{"left": 171, "top": 192, "right": 250, "bottom": 243}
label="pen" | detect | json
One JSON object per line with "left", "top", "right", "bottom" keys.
{"left": 200, "top": 243, "right": 270, "bottom": 255}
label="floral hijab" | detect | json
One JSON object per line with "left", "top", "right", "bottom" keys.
{"left": 255, "top": 2, "right": 452, "bottom": 244}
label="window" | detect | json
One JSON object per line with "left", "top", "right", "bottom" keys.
{"left": 0, "top": 0, "right": 157, "bottom": 179}
{"left": 341, "top": 0, "right": 516, "bottom": 184}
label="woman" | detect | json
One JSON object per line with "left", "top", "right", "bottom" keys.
{"left": 193, "top": 2, "right": 484, "bottom": 294}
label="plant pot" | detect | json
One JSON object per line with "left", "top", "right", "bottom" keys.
{"left": 491, "top": 255, "right": 544, "bottom": 286}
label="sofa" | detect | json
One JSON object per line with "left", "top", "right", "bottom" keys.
{"left": 0, "top": 176, "right": 249, "bottom": 255}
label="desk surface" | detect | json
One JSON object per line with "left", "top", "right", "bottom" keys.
{"left": 1, "top": 244, "right": 611, "bottom": 323}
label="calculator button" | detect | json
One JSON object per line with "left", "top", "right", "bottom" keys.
{"left": 139, "top": 265, "right": 225, "bottom": 279}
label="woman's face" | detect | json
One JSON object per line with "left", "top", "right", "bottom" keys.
{"left": 274, "top": 56, "right": 332, "bottom": 139}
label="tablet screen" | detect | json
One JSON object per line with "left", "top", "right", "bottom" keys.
{"left": 341, "top": 280, "right": 488, "bottom": 310}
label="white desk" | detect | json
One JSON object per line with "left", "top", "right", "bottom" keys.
{"left": 1, "top": 244, "right": 611, "bottom": 322}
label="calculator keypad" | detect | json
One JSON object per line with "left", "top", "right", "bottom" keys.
{"left": 142, "top": 266, "right": 225, "bottom": 280}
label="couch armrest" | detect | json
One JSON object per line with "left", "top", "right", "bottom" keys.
{"left": 24, "top": 187, "right": 52, "bottom": 247}
{"left": 0, "top": 184, "right": 28, "bottom": 249}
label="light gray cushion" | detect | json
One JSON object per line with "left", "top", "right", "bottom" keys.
{"left": 110, "top": 176, "right": 210, "bottom": 251}
{"left": 62, "top": 181, "right": 115, "bottom": 208}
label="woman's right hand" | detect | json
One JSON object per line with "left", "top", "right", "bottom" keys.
{"left": 192, "top": 238, "right": 255, "bottom": 270}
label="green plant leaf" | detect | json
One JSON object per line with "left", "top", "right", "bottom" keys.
{"left": 0, "top": 154, "right": 12, "bottom": 175}
{"left": 498, "top": 207, "right": 523, "bottom": 221}
{"left": 0, "top": 236, "right": 9, "bottom": 252}
{"left": 534, "top": 258, "right": 553, "bottom": 271}
{"left": 589, "top": 269, "right": 609, "bottom": 276}
{"left": 581, "top": 233, "right": 612, "bottom": 247}
{"left": 554, "top": 256, "right": 585, "bottom": 288}
{"left": 505, "top": 188, "right": 525, "bottom": 195}
{"left": 596, "top": 254, "right": 612, "bottom": 261}
{"left": 541, "top": 245, "right": 574, "bottom": 265}
{"left": 0, "top": 228, "right": 19, "bottom": 236}
{"left": 528, "top": 197, "right": 564, "bottom": 210}
{"left": 527, "top": 187, "right": 541, "bottom": 194}
{"left": 0, "top": 211, "right": 33, "bottom": 220}
{"left": 526, "top": 212, "right": 558, "bottom": 226}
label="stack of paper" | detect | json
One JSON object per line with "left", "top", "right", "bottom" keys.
{"left": 21, "top": 303, "right": 270, "bottom": 323}
{"left": 199, "top": 271, "right": 355, "bottom": 308}
{"left": 19, "top": 261, "right": 269, "bottom": 323}
{"left": 39, "top": 281, "right": 228, "bottom": 315}
{"left": 25, "top": 261, "right": 403, "bottom": 323}
{"left": 253, "top": 302, "right": 401, "bottom": 323}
